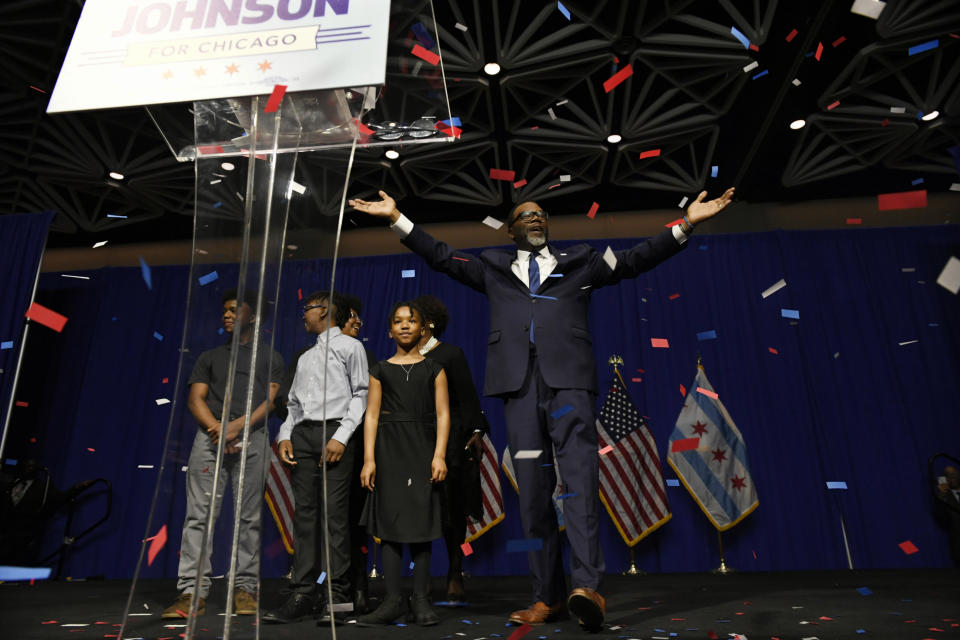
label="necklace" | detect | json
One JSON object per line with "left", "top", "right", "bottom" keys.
{"left": 398, "top": 361, "right": 419, "bottom": 381}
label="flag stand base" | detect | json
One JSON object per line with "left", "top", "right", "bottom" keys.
{"left": 711, "top": 531, "right": 735, "bottom": 574}
{"left": 621, "top": 548, "right": 645, "bottom": 576}
{"left": 368, "top": 541, "right": 383, "bottom": 580}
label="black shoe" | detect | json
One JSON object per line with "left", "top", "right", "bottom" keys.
{"left": 262, "top": 593, "right": 314, "bottom": 623}
{"left": 318, "top": 600, "right": 354, "bottom": 625}
{"left": 409, "top": 593, "right": 439, "bottom": 626}
{"left": 353, "top": 589, "right": 369, "bottom": 615}
{"left": 356, "top": 595, "right": 406, "bottom": 626}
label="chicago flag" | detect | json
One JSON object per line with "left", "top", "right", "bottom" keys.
{"left": 667, "top": 366, "right": 758, "bottom": 530}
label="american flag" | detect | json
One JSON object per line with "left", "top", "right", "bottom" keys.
{"left": 465, "top": 433, "right": 505, "bottom": 541}
{"left": 264, "top": 442, "right": 295, "bottom": 554}
{"left": 597, "top": 373, "right": 671, "bottom": 546}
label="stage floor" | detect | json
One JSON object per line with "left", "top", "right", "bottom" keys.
{"left": 2, "top": 570, "right": 958, "bottom": 639}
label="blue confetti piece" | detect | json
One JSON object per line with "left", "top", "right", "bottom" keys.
{"left": 198, "top": 270, "right": 219, "bottom": 286}
{"left": 401, "top": 269, "right": 416, "bottom": 278}
{"left": 655, "top": 629, "right": 666, "bottom": 633}
{"left": 0, "top": 566, "right": 52, "bottom": 581}
{"left": 752, "top": 69, "right": 769, "bottom": 80}
{"left": 218, "top": 327, "right": 225, "bottom": 335}
{"left": 666, "top": 479, "right": 680, "bottom": 487}
{"left": 0, "top": 341, "right": 13, "bottom": 350}
{"left": 857, "top": 586, "right": 873, "bottom": 596}
{"left": 317, "top": 571, "right": 326, "bottom": 584}
{"left": 907, "top": 39, "right": 938, "bottom": 56}
{"left": 557, "top": 0, "right": 571, "bottom": 20}
{"left": 541, "top": 463, "right": 554, "bottom": 467}
{"left": 106, "top": 214, "right": 127, "bottom": 219}
{"left": 213, "top": 201, "right": 222, "bottom": 208}
{"left": 550, "top": 404, "right": 573, "bottom": 419}
{"left": 434, "top": 600, "right": 470, "bottom": 608}
{"left": 911, "top": 178, "right": 924, "bottom": 185}
{"left": 395, "top": 622, "right": 406, "bottom": 627}
{"left": 929, "top": 323, "right": 939, "bottom": 327}
{"left": 441, "top": 117, "right": 462, "bottom": 127}
{"left": 111, "top": 316, "right": 118, "bottom": 322}
{"left": 826, "top": 481, "right": 848, "bottom": 489}
{"left": 670, "top": 634, "right": 678, "bottom": 638}
{"left": 461, "top": 619, "right": 473, "bottom": 624}
{"left": 506, "top": 538, "right": 543, "bottom": 553}
{"left": 711, "top": 165, "right": 719, "bottom": 178}
{"left": 781, "top": 308, "right": 800, "bottom": 319}
{"left": 548, "top": 273, "right": 563, "bottom": 278}
{"left": 557, "top": 492, "right": 578, "bottom": 500}
{"left": 139, "top": 256, "right": 152, "bottom": 290}
{"left": 696, "top": 329, "right": 718, "bottom": 341}
{"left": 153, "top": 331, "right": 163, "bottom": 341}
{"left": 730, "top": 26, "right": 750, "bottom": 48}
{"left": 856, "top": 630, "right": 865, "bottom": 634}
{"left": 805, "top": 51, "right": 815, "bottom": 57}
{"left": 698, "top": 245, "right": 708, "bottom": 250}
{"left": 410, "top": 21, "right": 437, "bottom": 49}
{"left": 409, "top": 561, "right": 414, "bottom": 569}
{"left": 5, "top": 459, "right": 17, "bottom": 465}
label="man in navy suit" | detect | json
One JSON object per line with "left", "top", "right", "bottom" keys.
{"left": 349, "top": 188, "right": 734, "bottom": 630}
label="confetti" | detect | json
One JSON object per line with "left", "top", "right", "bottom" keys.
{"left": 666, "top": 479, "right": 680, "bottom": 487}
{"left": 559, "top": 174, "right": 570, "bottom": 182}
{"left": 513, "top": 179, "right": 527, "bottom": 189}
{"left": 762, "top": 278, "right": 787, "bottom": 298}
{"left": 139, "top": 256, "right": 152, "bottom": 290}
{"left": 826, "top": 481, "right": 848, "bottom": 489}
{"left": 696, "top": 386, "right": 719, "bottom": 399}
{"left": 93, "top": 241, "right": 108, "bottom": 248}
{"left": 827, "top": 100, "right": 841, "bottom": 110}
{"left": 785, "top": 28, "right": 799, "bottom": 42}
{"left": 697, "top": 329, "right": 718, "bottom": 341}
{"left": 138, "top": 465, "right": 154, "bottom": 469}
{"left": 631, "top": 377, "right": 642, "bottom": 382}
{"left": 547, "top": 107, "right": 557, "bottom": 120}
{"left": 666, "top": 218, "right": 684, "bottom": 228}
{"left": 153, "top": 331, "right": 163, "bottom": 341}
{"left": 587, "top": 202, "right": 599, "bottom": 219}
{"left": 752, "top": 70, "right": 769, "bottom": 80}
{"left": 851, "top": 0, "right": 886, "bottom": 19}
{"left": 155, "top": 398, "right": 170, "bottom": 406}
{"left": 846, "top": 218, "right": 862, "bottom": 225}
{"left": 557, "top": 1, "right": 571, "bottom": 20}
{"left": 898, "top": 339, "right": 918, "bottom": 346}
{"left": 815, "top": 42, "right": 824, "bottom": 60}
{"left": 857, "top": 587, "right": 873, "bottom": 596}
{"left": 146, "top": 524, "right": 168, "bottom": 566}
{"left": 603, "top": 64, "right": 633, "bottom": 93}
{"left": 401, "top": 269, "right": 416, "bottom": 278}
{"left": 461, "top": 541, "right": 474, "bottom": 556}
{"left": 454, "top": 22, "right": 468, "bottom": 31}
{"left": 514, "top": 450, "right": 543, "bottom": 459}
{"left": 506, "top": 538, "right": 543, "bottom": 553}
{"left": 551, "top": 405, "right": 573, "bottom": 419}
{"left": 482, "top": 216, "right": 504, "bottom": 230}
{"left": 289, "top": 181, "right": 306, "bottom": 195}
{"left": 935, "top": 256, "right": 960, "bottom": 294}
{"left": 25, "top": 302, "right": 68, "bottom": 333}
{"left": 878, "top": 189, "right": 926, "bottom": 210}
{"left": 639, "top": 149, "right": 661, "bottom": 159}
{"left": 671, "top": 438, "right": 700, "bottom": 452}
{"left": 742, "top": 61, "right": 759, "bottom": 73}
{"left": 781, "top": 308, "right": 800, "bottom": 319}
{"left": 768, "top": 347, "right": 779, "bottom": 354}
{"left": 0, "top": 566, "right": 52, "bottom": 581}
{"left": 951, "top": 183, "right": 960, "bottom": 191}
{"left": 711, "top": 165, "right": 718, "bottom": 178}
{"left": 833, "top": 36, "right": 847, "bottom": 47}
{"left": 0, "top": 341, "right": 13, "bottom": 349}
{"left": 411, "top": 44, "right": 440, "bottom": 65}
{"left": 650, "top": 338, "right": 670, "bottom": 348}
{"left": 730, "top": 26, "right": 750, "bottom": 48}
{"left": 678, "top": 196, "right": 689, "bottom": 208}
{"left": 410, "top": 21, "right": 436, "bottom": 49}
{"left": 669, "top": 293, "right": 681, "bottom": 300}
{"left": 908, "top": 39, "right": 938, "bottom": 56}
{"left": 197, "top": 270, "right": 218, "bottom": 286}
{"left": 680, "top": 384, "right": 686, "bottom": 396}
{"left": 489, "top": 168, "right": 516, "bottom": 181}
{"left": 898, "top": 540, "right": 918, "bottom": 555}
{"left": 792, "top": 78, "right": 802, "bottom": 86}
{"left": 15, "top": 401, "right": 28, "bottom": 407}
{"left": 317, "top": 571, "right": 327, "bottom": 584}
{"left": 507, "top": 623, "right": 534, "bottom": 640}
{"left": 598, "top": 445, "right": 614, "bottom": 455}
{"left": 264, "top": 84, "right": 287, "bottom": 113}
{"left": 602, "top": 246, "right": 617, "bottom": 270}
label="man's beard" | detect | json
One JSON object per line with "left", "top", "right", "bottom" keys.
{"left": 525, "top": 230, "right": 547, "bottom": 247}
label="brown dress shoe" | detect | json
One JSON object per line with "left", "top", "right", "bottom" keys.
{"left": 161, "top": 593, "right": 206, "bottom": 619}
{"left": 567, "top": 587, "right": 605, "bottom": 631}
{"left": 233, "top": 589, "right": 257, "bottom": 615}
{"left": 508, "top": 601, "right": 565, "bottom": 626}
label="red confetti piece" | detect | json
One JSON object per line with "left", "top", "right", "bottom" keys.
{"left": 598, "top": 445, "right": 614, "bottom": 455}
{"left": 815, "top": 42, "right": 824, "bottom": 60}
{"left": 899, "top": 540, "right": 919, "bottom": 554}
{"left": 846, "top": 218, "right": 862, "bottom": 225}
{"left": 513, "top": 179, "right": 527, "bottom": 189}
{"left": 460, "top": 541, "right": 474, "bottom": 556}
{"left": 665, "top": 218, "right": 684, "bottom": 228}
{"left": 785, "top": 29, "right": 798, "bottom": 42}
{"left": 603, "top": 63, "right": 633, "bottom": 93}
{"left": 297, "top": 288, "right": 303, "bottom": 301}
{"left": 507, "top": 623, "right": 534, "bottom": 640}
{"left": 264, "top": 84, "right": 287, "bottom": 113}
{"left": 696, "top": 386, "right": 719, "bottom": 399}
{"left": 361, "top": 546, "right": 368, "bottom": 555}
{"left": 671, "top": 438, "right": 699, "bottom": 452}
{"left": 436, "top": 121, "right": 462, "bottom": 138}
{"left": 196, "top": 145, "right": 225, "bottom": 155}
{"left": 147, "top": 524, "right": 168, "bottom": 566}
{"left": 768, "top": 347, "right": 779, "bottom": 354}
{"left": 356, "top": 120, "right": 374, "bottom": 136}
{"left": 162, "top": 377, "right": 169, "bottom": 384}
{"left": 631, "top": 377, "right": 642, "bottom": 382}
{"left": 15, "top": 400, "right": 28, "bottom": 407}
{"left": 29, "top": 85, "right": 48, "bottom": 93}
{"left": 547, "top": 183, "right": 562, "bottom": 190}
{"left": 832, "top": 36, "right": 846, "bottom": 47}
{"left": 636, "top": 368, "right": 645, "bottom": 373}
{"left": 42, "top": 621, "right": 58, "bottom": 624}
{"left": 820, "top": 616, "right": 833, "bottom": 620}
{"left": 638, "top": 148, "right": 661, "bottom": 159}
{"left": 881, "top": 118, "right": 889, "bottom": 127}
{"left": 680, "top": 384, "right": 687, "bottom": 396}
{"left": 29, "top": 437, "right": 37, "bottom": 443}
{"left": 489, "top": 168, "right": 516, "bottom": 181}
{"left": 25, "top": 302, "right": 69, "bottom": 333}
{"left": 827, "top": 100, "right": 840, "bottom": 110}
{"left": 749, "top": 43, "right": 759, "bottom": 51}
{"left": 668, "top": 293, "right": 680, "bottom": 300}
{"left": 411, "top": 44, "right": 440, "bottom": 65}
{"left": 452, "top": 256, "right": 470, "bottom": 262}
{"left": 87, "top": 447, "right": 96, "bottom": 452}
{"left": 877, "top": 189, "right": 927, "bottom": 211}
{"left": 650, "top": 338, "right": 670, "bottom": 348}
{"left": 587, "top": 202, "right": 600, "bottom": 219}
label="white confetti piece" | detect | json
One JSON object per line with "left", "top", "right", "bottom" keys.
{"left": 559, "top": 174, "right": 571, "bottom": 182}
{"left": 482, "top": 216, "right": 504, "bottom": 230}
{"left": 935, "top": 256, "right": 960, "bottom": 294}
{"left": 901, "top": 267, "right": 916, "bottom": 272}
{"left": 289, "top": 180, "right": 306, "bottom": 195}
{"left": 761, "top": 278, "right": 787, "bottom": 298}
{"left": 603, "top": 246, "right": 617, "bottom": 271}
{"left": 61, "top": 274, "right": 90, "bottom": 280}
{"left": 743, "top": 61, "right": 759, "bottom": 72}
{"left": 155, "top": 398, "right": 170, "bottom": 406}
{"left": 792, "top": 78, "right": 802, "bottom": 86}
{"left": 898, "top": 339, "right": 918, "bottom": 346}
{"left": 678, "top": 196, "right": 689, "bottom": 208}
{"left": 851, "top": 0, "right": 885, "bottom": 19}
{"left": 890, "top": 106, "right": 905, "bottom": 113}
{"left": 454, "top": 22, "right": 468, "bottom": 31}
{"left": 514, "top": 449, "right": 542, "bottom": 459}
{"left": 93, "top": 241, "right": 108, "bottom": 248}
{"left": 137, "top": 465, "right": 154, "bottom": 469}
{"left": 547, "top": 107, "right": 557, "bottom": 120}
{"left": 949, "top": 182, "right": 960, "bottom": 191}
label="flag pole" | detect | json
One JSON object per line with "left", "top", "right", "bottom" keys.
{"left": 368, "top": 540, "right": 382, "bottom": 580}
{"left": 608, "top": 354, "right": 646, "bottom": 577}
{"left": 712, "top": 530, "right": 734, "bottom": 574}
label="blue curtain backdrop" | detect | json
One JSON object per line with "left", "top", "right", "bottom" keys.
{"left": 0, "top": 211, "right": 54, "bottom": 437}
{"left": 5, "top": 225, "right": 959, "bottom": 580}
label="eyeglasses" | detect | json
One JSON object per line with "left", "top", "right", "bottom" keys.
{"left": 302, "top": 304, "right": 326, "bottom": 313}
{"left": 511, "top": 210, "right": 549, "bottom": 225}
{"left": 349, "top": 310, "right": 363, "bottom": 327}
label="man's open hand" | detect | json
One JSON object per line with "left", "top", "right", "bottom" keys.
{"left": 687, "top": 187, "right": 736, "bottom": 225}
{"left": 348, "top": 190, "right": 401, "bottom": 223}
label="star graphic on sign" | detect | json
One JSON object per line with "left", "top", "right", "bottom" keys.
{"left": 711, "top": 447, "right": 727, "bottom": 462}
{"left": 225, "top": 63, "right": 239, "bottom": 75}
{"left": 194, "top": 67, "right": 206, "bottom": 77}
{"left": 258, "top": 59, "right": 272, "bottom": 72}
{"left": 690, "top": 420, "right": 708, "bottom": 436}
{"left": 162, "top": 70, "right": 173, "bottom": 80}
{"left": 731, "top": 475, "right": 747, "bottom": 491}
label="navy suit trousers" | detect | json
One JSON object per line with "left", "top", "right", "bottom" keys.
{"left": 502, "top": 347, "right": 605, "bottom": 604}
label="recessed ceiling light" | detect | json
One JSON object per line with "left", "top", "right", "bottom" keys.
{"left": 789, "top": 119, "right": 806, "bottom": 130}
{"left": 921, "top": 110, "right": 939, "bottom": 121}
{"left": 221, "top": 162, "right": 235, "bottom": 171}
{"left": 385, "top": 150, "right": 400, "bottom": 160}
{"left": 606, "top": 134, "right": 622, "bottom": 144}
{"left": 108, "top": 171, "right": 124, "bottom": 180}
{"left": 483, "top": 62, "right": 501, "bottom": 76}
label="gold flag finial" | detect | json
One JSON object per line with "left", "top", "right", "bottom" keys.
{"left": 608, "top": 354, "right": 624, "bottom": 373}
{"left": 697, "top": 354, "right": 704, "bottom": 371}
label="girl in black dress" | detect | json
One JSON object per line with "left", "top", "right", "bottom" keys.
{"left": 358, "top": 301, "right": 450, "bottom": 626}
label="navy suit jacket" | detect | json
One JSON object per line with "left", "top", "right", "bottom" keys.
{"left": 402, "top": 225, "right": 687, "bottom": 397}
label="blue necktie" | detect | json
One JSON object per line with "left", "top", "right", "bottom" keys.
{"left": 528, "top": 253, "right": 540, "bottom": 343}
